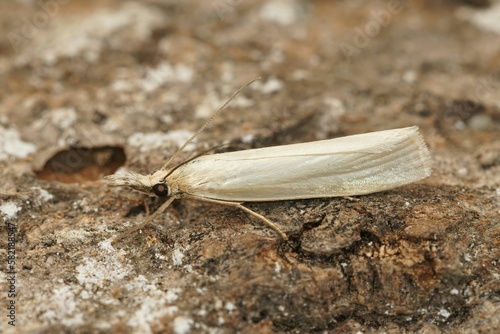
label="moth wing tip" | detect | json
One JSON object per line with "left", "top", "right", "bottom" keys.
{"left": 413, "top": 128, "right": 433, "bottom": 178}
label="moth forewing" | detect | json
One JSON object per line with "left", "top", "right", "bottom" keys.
{"left": 165, "top": 126, "right": 432, "bottom": 202}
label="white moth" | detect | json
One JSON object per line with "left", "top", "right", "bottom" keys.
{"left": 105, "top": 81, "right": 432, "bottom": 242}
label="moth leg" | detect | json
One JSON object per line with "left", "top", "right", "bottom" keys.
{"left": 112, "top": 195, "right": 178, "bottom": 245}
{"left": 143, "top": 198, "right": 150, "bottom": 216}
{"left": 181, "top": 194, "right": 289, "bottom": 241}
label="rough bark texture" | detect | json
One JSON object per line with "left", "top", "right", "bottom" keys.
{"left": 0, "top": 1, "right": 499, "bottom": 333}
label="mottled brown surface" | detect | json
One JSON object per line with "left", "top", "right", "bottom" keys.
{"left": 0, "top": 0, "right": 499, "bottom": 333}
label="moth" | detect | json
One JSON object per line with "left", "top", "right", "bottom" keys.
{"left": 105, "top": 80, "right": 432, "bottom": 243}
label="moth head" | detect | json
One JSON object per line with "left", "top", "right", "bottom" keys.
{"left": 104, "top": 169, "right": 170, "bottom": 197}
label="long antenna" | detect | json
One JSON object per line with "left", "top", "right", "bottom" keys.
{"left": 161, "top": 77, "right": 261, "bottom": 171}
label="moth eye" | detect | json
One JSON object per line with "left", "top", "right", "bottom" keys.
{"left": 152, "top": 183, "right": 169, "bottom": 197}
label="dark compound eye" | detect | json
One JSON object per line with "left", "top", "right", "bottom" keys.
{"left": 152, "top": 183, "right": 169, "bottom": 197}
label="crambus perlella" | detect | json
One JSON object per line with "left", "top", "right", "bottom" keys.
{"left": 105, "top": 79, "right": 432, "bottom": 243}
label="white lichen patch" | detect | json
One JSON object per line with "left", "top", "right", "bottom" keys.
{"left": 0, "top": 126, "right": 36, "bottom": 161}
{"left": 0, "top": 202, "right": 22, "bottom": 220}
{"left": 457, "top": 3, "right": 500, "bottom": 34}
{"left": 127, "top": 130, "right": 195, "bottom": 153}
